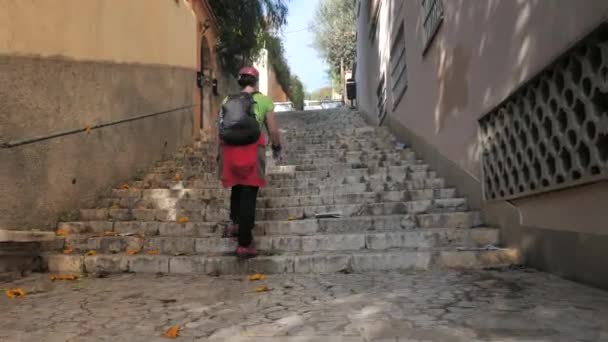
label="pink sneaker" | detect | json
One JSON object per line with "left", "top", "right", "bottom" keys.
{"left": 236, "top": 246, "right": 258, "bottom": 259}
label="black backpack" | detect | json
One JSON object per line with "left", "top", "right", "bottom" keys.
{"left": 219, "top": 92, "right": 261, "bottom": 145}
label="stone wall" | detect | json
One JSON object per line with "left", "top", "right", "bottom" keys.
{"left": 0, "top": 0, "right": 200, "bottom": 230}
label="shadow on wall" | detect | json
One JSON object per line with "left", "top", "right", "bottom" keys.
{"left": 429, "top": 0, "right": 548, "bottom": 173}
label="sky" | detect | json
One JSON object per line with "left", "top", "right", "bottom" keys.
{"left": 282, "top": 0, "right": 330, "bottom": 92}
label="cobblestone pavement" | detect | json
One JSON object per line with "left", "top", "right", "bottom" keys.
{"left": 1, "top": 269, "right": 608, "bottom": 342}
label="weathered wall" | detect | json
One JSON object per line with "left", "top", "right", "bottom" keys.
{"left": 0, "top": 0, "right": 199, "bottom": 230}
{"left": 268, "top": 67, "right": 289, "bottom": 103}
{"left": 0, "top": 0, "right": 197, "bottom": 68}
{"left": 255, "top": 49, "right": 289, "bottom": 103}
{"left": 356, "top": 0, "right": 608, "bottom": 288}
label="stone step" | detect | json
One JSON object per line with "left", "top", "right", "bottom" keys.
{"left": 58, "top": 211, "right": 483, "bottom": 238}
{"left": 60, "top": 228, "right": 500, "bottom": 255}
{"left": 79, "top": 197, "right": 468, "bottom": 222}
{"left": 44, "top": 247, "right": 520, "bottom": 275}
{"left": 283, "top": 152, "right": 416, "bottom": 165}
{"left": 150, "top": 160, "right": 425, "bottom": 175}
{"left": 115, "top": 178, "right": 448, "bottom": 199}
{"left": 281, "top": 149, "right": 414, "bottom": 160}
{"left": 101, "top": 189, "right": 457, "bottom": 211}
{"left": 251, "top": 198, "right": 468, "bottom": 221}
{"left": 144, "top": 165, "right": 431, "bottom": 183}
{"left": 158, "top": 150, "right": 417, "bottom": 170}
{"left": 285, "top": 143, "right": 398, "bottom": 153}
{"left": 283, "top": 138, "right": 395, "bottom": 147}
{"left": 147, "top": 172, "right": 441, "bottom": 191}
{"left": 281, "top": 127, "right": 389, "bottom": 137}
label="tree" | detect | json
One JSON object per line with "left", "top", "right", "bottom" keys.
{"left": 208, "top": 0, "right": 289, "bottom": 75}
{"left": 311, "top": 0, "right": 356, "bottom": 90}
{"left": 289, "top": 76, "right": 305, "bottom": 110}
{"left": 264, "top": 33, "right": 291, "bottom": 99}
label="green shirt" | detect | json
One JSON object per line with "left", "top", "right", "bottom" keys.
{"left": 252, "top": 92, "right": 274, "bottom": 126}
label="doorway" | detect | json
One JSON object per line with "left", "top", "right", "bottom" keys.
{"left": 200, "top": 37, "right": 212, "bottom": 138}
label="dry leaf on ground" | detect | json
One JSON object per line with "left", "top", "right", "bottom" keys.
{"left": 55, "top": 228, "right": 70, "bottom": 236}
{"left": 248, "top": 273, "right": 267, "bottom": 281}
{"left": 174, "top": 175, "right": 182, "bottom": 181}
{"left": 126, "top": 249, "right": 140, "bottom": 255}
{"left": 50, "top": 274, "right": 79, "bottom": 281}
{"left": 146, "top": 250, "right": 160, "bottom": 255}
{"left": 255, "top": 285, "right": 271, "bottom": 293}
{"left": 62, "top": 248, "right": 74, "bottom": 254}
{"left": 121, "top": 184, "right": 130, "bottom": 190}
{"left": 5, "top": 288, "right": 26, "bottom": 299}
{"left": 163, "top": 325, "right": 180, "bottom": 338}
{"left": 85, "top": 250, "right": 97, "bottom": 256}
{"left": 177, "top": 217, "right": 189, "bottom": 224}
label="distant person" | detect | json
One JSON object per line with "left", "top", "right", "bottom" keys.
{"left": 217, "top": 66, "right": 282, "bottom": 258}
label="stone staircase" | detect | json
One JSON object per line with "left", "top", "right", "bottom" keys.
{"left": 44, "top": 109, "right": 520, "bottom": 275}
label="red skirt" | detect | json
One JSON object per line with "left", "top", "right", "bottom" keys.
{"left": 219, "top": 135, "right": 267, "bottom": 188}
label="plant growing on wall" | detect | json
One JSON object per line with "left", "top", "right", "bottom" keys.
{"left": 208, "top": 0, "right": 289, "bottom": 75}
{"left": 263, "top": 32, "right": 292, "bottom": 99}
{"left": 290, "top": 76, "right": 305, "bottom": 110}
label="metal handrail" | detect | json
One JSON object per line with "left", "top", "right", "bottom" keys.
{"left": 1, "top": 104, "right": 196, "bottom": 149}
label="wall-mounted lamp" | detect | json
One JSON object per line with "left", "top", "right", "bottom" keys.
{"left": 196, "top": 72, "right": 203, "bottom": 88}
{"left": 212, "top": 79, "right": 218, "bottom": 96}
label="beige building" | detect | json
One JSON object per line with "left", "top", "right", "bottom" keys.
{"left": 0, "top": 0, "right": 234, "bottom": 231}
{"left": 356, "top": 0, "right": 608, "bottom": 288}
{"left": 255, "top": 49, "right": 289, "bottom": 103}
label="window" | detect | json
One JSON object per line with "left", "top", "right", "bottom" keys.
{"left": 390, "top": 23, "right": 407, "bottom": 108}
{"left": 368, "top": 0, "right": 381, "bottom": 43}
{"left": 377, "top": 73, "right": 387, "bottom": 124}
{"left": 422, "top": 0, "right": 444, "bottom": 54}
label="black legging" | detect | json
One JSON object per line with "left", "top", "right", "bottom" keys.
{"left": 230, "top": 185, "right": 259, "bottom": 247}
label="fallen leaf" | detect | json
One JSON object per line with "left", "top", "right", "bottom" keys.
{"left": 255, "top": 285, "right": 271, "bottom": 293}
{"left": 62, "top": 248, "right": 74, "bottom": 254}
{"left": 126, "top": 249, "right": 140, "bottom": 255}
{"left": 248, "top": 273, "right": 267, "bottom": 281}
{"left": 163, "top": 325, "right": 180, "bottom": 339}
{"left": 85, "top": 250, "right": 97, "bottom": 256}
{"left": 50, "top": 274, "right": 79, "bottom": 281}
{"left": 177, "top": 216, "right": 189, "bottom": 224}
{"left": 146, "top": 250, "right": 160, "bottom": 255}
{"left": 5, "top": 288, "right": 26, "bottom": 299}
{"left": 174, "top": 174, "right": 182, "bottom": 181}
{"left": 55, "top": 228, "right": 70, "bottom": 237}
{"left": 121, "top": 184, "right": 130, "bottom": 190}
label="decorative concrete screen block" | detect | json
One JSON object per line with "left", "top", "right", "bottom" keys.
{"left": 480, "top": 24, "right": 608, "bottom": 200}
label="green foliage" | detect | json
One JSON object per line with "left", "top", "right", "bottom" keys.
{"left": 208, "top": 0, "right": 289, "bottom": 75}
{"left": 208, "top": 0, "right": 305, "bottom": 106}
{"left": 311, "top": 0, "right": 356, "bottom": 87}
{"left": 290, "top": 76, "right": 305, "bottom": 110}
{"left": 264, "top": 33, "right": 292, "bottom": 98}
